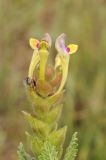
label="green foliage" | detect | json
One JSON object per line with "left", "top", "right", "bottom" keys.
{"left": 17, "top": 143, "right": 35, "bottom": 160}
{"left": 64, "top": 132, "right": 78, "bottom": 160}
{"left": 38, "top": 141, "right": 58, "bottom": 160}
{"left": 22, "top": 111, "right": 50, "bottom": 137}
{"left": 25, "top": 132, "right": 43, "bottom": 155}
{"left": 45, "top": 104, "right": 63, "bottom": 125}
{"left": 48, "top": 126, "right": 67, "bottom": 149}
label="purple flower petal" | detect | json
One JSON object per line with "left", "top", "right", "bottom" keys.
{"left": 55, "top": 33, "right": 68, "bottom": 54}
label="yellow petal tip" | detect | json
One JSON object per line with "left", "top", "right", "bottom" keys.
{"left": 67, "top": 44, "right": 78, "bottom": 54}
{"left": 29, "top": 38, "right": 39, "bottom": 49}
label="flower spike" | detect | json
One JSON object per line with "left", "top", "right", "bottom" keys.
{"left": 21, "top": 33, "right": 78, "bottom": 159}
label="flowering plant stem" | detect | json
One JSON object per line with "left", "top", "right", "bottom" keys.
{"left": 17, "top": 33, "right": 78, "bottom": 160}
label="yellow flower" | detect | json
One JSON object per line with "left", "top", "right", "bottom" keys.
{"left": 28, "top": 33, "right": 52, "bottom": 80}
{"left": 55, "top": 33, "right": 78, "bottom": 94}
{"left": 27, "top": 33, "right": 78, "bottom": 97}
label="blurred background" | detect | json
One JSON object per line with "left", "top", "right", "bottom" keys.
{"left": 0, "top": 0, "right": 106, "bottom": 159}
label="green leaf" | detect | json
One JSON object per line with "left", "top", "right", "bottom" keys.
{"left": 26, "top": 132, "right": 43, "bottom": 155}
{"left": 17, "top": 142, "right": 35, "bottom": 160}
{"left": 45, "top": 104, "right": 63, "bottom": 124}
{"left": 38, "top": 141, "right": 58, "bottom": 160}
{"left": 48, "top": 126, "right": 67, "bottom": 149}
{"left": 22, "top": 111, "right": 50, "bottom": 137}
{"left": 64, "top": 132, "right": 78, "bottom": 160}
